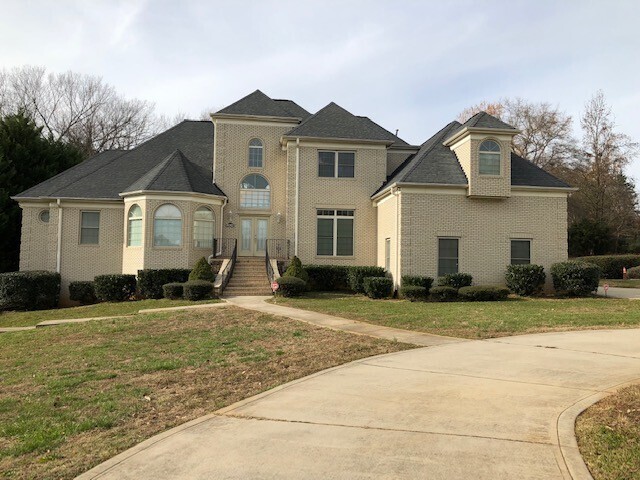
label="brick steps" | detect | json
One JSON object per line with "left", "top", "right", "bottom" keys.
{"left": 223, "top": 257, "right": 273, "bottom": 296}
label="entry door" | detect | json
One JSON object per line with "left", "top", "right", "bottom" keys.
{"left": 239, "top": 217, "right": 268, "bottom": 256}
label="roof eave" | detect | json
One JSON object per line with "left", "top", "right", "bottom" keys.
{"left": 443, "top": 126, "right": 521, "bottom": 147}
{"left": 371, "top": 181, "right": 468, "bottom": 201}
{"left": 119, "top": 189, "right": 227, "bottom": 199}
{"left": 12, "top": 195, "right": 122, "bottom": 202}
{"left": 281, "top": 135, "right": 394, "bottom": 147}
{"left": 511, "top": 185, "right": 577, "bottom": 192}
{"left": 211, "top": 113, "right": 301, "bottom": 124}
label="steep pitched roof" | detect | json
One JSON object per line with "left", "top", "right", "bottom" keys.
{"left": 461, "top": 111, "right": 517, "bottom": 130}
{"left": 15, "top": 121, "right": 225, "bottom": 200}
{"left": 216, "top": 90, "right": 305, "bottom": 119}
{"left": 285, "top": 102, "right": 409, "bottom": 146}
{"left": 510, "top": 153, "right": 571, "bottom": 188}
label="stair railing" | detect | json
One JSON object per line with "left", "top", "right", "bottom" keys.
{"left": 219, "top": 239, "right": 237, "bottom": 294}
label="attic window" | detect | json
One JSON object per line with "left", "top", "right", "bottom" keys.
{"left": 249, "top": 138, "right": 263, "bottom": 168}
{"left": 479, "top": 140, "right": 501, "bottom": 175}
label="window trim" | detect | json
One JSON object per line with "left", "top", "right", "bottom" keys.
{"left": 153, "top": 203, "right": 183, "bottom": 247}
{"left": 316, "top": 209, "right": 355, "bottom": 257}
{"left": 80, "top": 210, "right": 100, "bottom": 245}
{"left": 127, "top": 204, "right": 143, "bottom": 247}
{"left": 318, "top": 150, "right": 355, "bottom": 178}
{"left": 193, "top": 205, "right": 215, "bottom": 249}
{"left": 478, "top": 139, "right": 502, "bottom": 176}
{"left": 437, "top": 237, "right": 459, "bottom": 277}
{"left": 248, "top": 138, "right": 264, "bottom": 168}
{"left": 510, "top": 239, "right": 532, "bottom": 265}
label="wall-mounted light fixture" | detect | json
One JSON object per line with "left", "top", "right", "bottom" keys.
{"left": 276, "top": 212, "right": 283, "bottom": 224}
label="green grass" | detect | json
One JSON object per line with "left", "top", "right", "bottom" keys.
{"left": 0, "top": 307, "right": 409, "bottom": 479}
{"left": 600, "top": 278, "right": 640, "bottom": 288}
{"left": 0, "top": 298, "right": 220, "bottom": 328}
{"left": 272, "top": 292, "right": 640, "bottom": 339}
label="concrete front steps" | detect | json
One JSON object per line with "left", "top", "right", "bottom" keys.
{"left": 223, "top": 257, "right": 273, "bottom": 296}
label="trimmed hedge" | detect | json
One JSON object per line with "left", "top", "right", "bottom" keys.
{"left": 305, "top": 265, "right": 350, "bottom": 291}
{"left": 400, "top": 285, "right": 427, "bottom": 302}
{"left": 438, "top": 273, "right": 473, "bottom": 289}
{"left": 0, "top": 271, "right": 61, "bottom": 311}
{"left": 430, "top": 286, "right": 458, "bottom": 302}
{"left": 69, "top": 281, "right": 96, "bottom": 305}
{"left": 458, "top": 285, "right": 510, "bottom": 302}
{"left": 402, "top": 275, "right": 434, "bottom": 292}
{"left": 363, "top": 277, "right": 394, "bottom": 299}
{"left": 138, "top": 269, "right": 191, "bottom": 299}
{"left": 162, "top": 283, "right": 184, "bottom": 299}
{"left": 348, "top": 266, "right": 386, "bottom": 294}
{"left": 551, "top": 261, "right": 600, "bottom": 296}
{"left": 573, "top": 254, "right": 640, "bottom": 279}
{"left": 183, "top": 280, "right": 214, "bottom": 301}
{"left": 189, "top": 257, "right": 215, "bottom": 282}
{"left": 505, "top": 264, "right": 546, "bottom": 296}
{"left": 627, "top": 266, "right": 640, "bottom": 279}
{"left": 94, "top": 274, "right": 137, "bottom": 302}
{"left": 275, "top": 276, "right": 307, "bottom": 297}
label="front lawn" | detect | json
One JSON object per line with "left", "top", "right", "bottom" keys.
{"left": 0, "top": 298, "right": 219, "bottom": 328}
{"left": 576, "top": 384, "right": 640, "bottom": 480}
{"left": 600, "top": 279, "right": 640, "bottom": 289}
{"left": 272, "top": 292, "right": 640, "bottom": 339}
{"left": 0, "top": 306, "right": 410, "bottom": 480}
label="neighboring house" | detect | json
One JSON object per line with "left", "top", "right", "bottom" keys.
{"left": 14, "top": 90, "right": 573, "bottom": 298}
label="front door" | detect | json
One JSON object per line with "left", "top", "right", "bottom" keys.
{"left": 239, "top": 217, "right": 268, "bottom": 256}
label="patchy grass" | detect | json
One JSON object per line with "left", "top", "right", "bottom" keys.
{"left": 600, "top": 278, "right": 640, "bottom": 289}
{"left": 576, "top": 384, "right": 640, "bottom": 480}
{"left": 0, "top": 298, "right": 220, "bottom": 328}
{"left": 272, "top": 292, "right": 640, "bottom": 339}
{"left": 0, "top": 306, "right": 410, "bottom": 480}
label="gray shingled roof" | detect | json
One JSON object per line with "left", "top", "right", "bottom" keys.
{"left": 15, "top": 120, "right": 225, "bottom": 200}
{"left": 511, "top": 153, "right": 570, "bottom": 188}
{"left": 216, "top": 90, "right": 306, "bottom": 119}
{"left": 285, "top": 102, "right": 409, "bottom": 146}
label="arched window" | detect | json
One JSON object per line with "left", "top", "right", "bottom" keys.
{"left": 154, "top": 204, "right": 182, "bottom": 246}
{"left": 127, "top": 204, "right": 142, "bottom": 246}
{"left": 248, "top": 138, "right": 263, "bottom": 168}
{"left": 479, "top": 140, "right": 501, "bottom": 175}
{"left": 193, "top": 206, "right": 215, "bottom": 248}
{"left": 240, "top": 174, "right": 270, "bottom": 209}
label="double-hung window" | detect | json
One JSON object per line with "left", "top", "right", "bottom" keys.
{"left": 438, "top": 238, "right": 458, "bottom": 277}
{"left": 317, "top": 209, "right": 354, "bottom": 256}
{"left": 80, "top": 211, "right": 100, "bottom": 244}
{"left": 510, "top": 239, "right": 531, "bottom": 265}
{"left": 479, "top": 140, "right": 501, "bottom": 175}
{"left": 318, "top": 151, "right": 355, "bottom": 178}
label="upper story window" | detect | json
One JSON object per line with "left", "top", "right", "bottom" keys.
{"left": 240, "top": 174, "right": 270, "bottom": 209}
{"left": 127, "top": 204, "right": 143, "bottom": 247}
{"left": 194, "top": 206, "right": 215, "bottom": 248}
{"left": 80, "top": 211, "right": 100, "bottom": 245}
{"left": 318, "top": 151, "right": 355, "bottom": 178}
{"left": 248, "top": 138, "right": 263, "bottom": 168}
{"left": 479, "top": 140, "right": 501, "bottom": 175}
{"left": 154, "top": 204, "right": 182, "bottom": 247}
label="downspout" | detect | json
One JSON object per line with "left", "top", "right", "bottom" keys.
{"left": 220, "top": 198, "right": 227, "bottom": 240}
{"left": 294, "top": 137, "right": 300, "bottom": 256}
{"left": 212, "top": 119, "right": 217, "bottom": 183}
{"left": 56, "top": 199, "right": 63, "bottom": 273}
{"left": 394, "top": 187, "right": 400, "bottom": 289}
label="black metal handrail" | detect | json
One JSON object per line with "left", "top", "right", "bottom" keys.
{"left": 212, "top": 238, "right": 236, "bottom": 259}
{"left": 266, "top": 241, "right": 276, "bottom": 292}
{"left": 219, "top": 239, "right": 237, "bottom": 293}
{"left": 266, "top": 239, "right": 290, "bottom": 260}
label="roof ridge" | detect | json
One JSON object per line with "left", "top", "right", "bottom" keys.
{"left": 47, "top": 150, "right": 128, "bottom": 196}
{"left": 147, "top": 149, "right": 186, "bottom": 189}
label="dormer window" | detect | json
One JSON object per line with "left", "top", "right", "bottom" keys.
{"left": 479, "top": 140, "right": 501, "bottom": 175}
{"left": 249, "top": 138, "right": 263, "bottom": 168}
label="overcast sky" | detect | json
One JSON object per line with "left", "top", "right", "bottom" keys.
{"left": 2, "top": 0, "right": 640, "bottom": 179}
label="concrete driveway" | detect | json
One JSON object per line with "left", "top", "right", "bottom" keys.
{"left": 78, "top": 328, "right": 640, "bottom": 480}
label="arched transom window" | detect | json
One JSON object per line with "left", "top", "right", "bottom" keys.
{"left": 127, "top": 204, "right": 142, "bottom": 246}
{"left": 154, "top": 204, "right": 182, "bottom": 246}
{"left": 479, "top": 140, "right": 501, "bottom": 175}
{"left": 193, "top": 206, "right": 215, "bottom": 248}
{"left": 240, "top": 174, "right": 270, "bottom": 209}
{"left": 249, "top": 138, "right": 263, "bottom": 168}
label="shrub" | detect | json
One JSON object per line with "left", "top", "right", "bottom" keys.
{"left": 275, "top": 276, "right": 307, "bottom": 297}
{"left": 183, "top": 280, "right": 214, "bottom": 301}
{"left": 283, "top": 256, "right": 309, "bottom": 283}
{"left": 69, "top": 281, "right": 96, "bottom": 305}
{"left": 627, "top": 266, "right": 640, "bottom": 279}
{"left": 189, "top": 257, "right": 215, "bottom": 282}
{"left": 94, "top": 274, "right": 137, "bottom": 302}
{"left": 573, "top": 254, "right": 640, "bottom": 279}
{"left": 305, "top": 265, "right": 350, "bottom": 291}
{"left": 551, "top": 261, "right": 600, "bottom": 296}
{"left": 438, "top": 273, "right": 473, "bottom": 289}
{"left": 0, "top": 271, "right": 61, "bottom": 311}
{"left": 402, "top": 275, "right": 434, "bottom": 292}
{"left": 363, "top": 277, "right": 394, "bottom": 299}
{"left": 162, "top": 282, "right": 184, "bottom": 299}
{"left": 458, "top": 285, "right": 510, "bottom": 302}
{"left": 430, "top": 286, "right": 458, "bottom": 302}
{"left": 138, "top": 269, "right": 191, "bottom": 299}
{"left": 400, "top": 285, "right": 427, "bottom": 301}
{"left": 347, "top": 266, "right": 386, "bottom": 294}
{"left": 505, "top": 264, "right": 546, "bottom": 296}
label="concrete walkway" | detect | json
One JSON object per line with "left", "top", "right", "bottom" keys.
{"left": 77, "top": 326, "right": 640, "bottom": 480}
{"left": 597, "top": 285, "right": 640, "bottom": 299}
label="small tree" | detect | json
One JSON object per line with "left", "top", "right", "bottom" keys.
{"left": 189, "top": 257, "right": 215, "bottom": 282}
{"left": 283, "top": 256, "right": 309, "bottom": 282}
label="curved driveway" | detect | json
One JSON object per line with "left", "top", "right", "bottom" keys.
{"left": 78, "top": 327, "right": 640, "bottom": 480}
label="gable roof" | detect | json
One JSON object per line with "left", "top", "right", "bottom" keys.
{"left": 285, "top": 102, "right": 409, "bottom": 146}
{"left": 15, "top": 120, "right": 225, "bottom": 200}
{"left": 215, "top": 90, "right": 307, "bottom": 119}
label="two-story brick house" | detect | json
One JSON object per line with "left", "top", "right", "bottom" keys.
{"left": 14, "top": 90, "right": 573, "bottom": 298}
